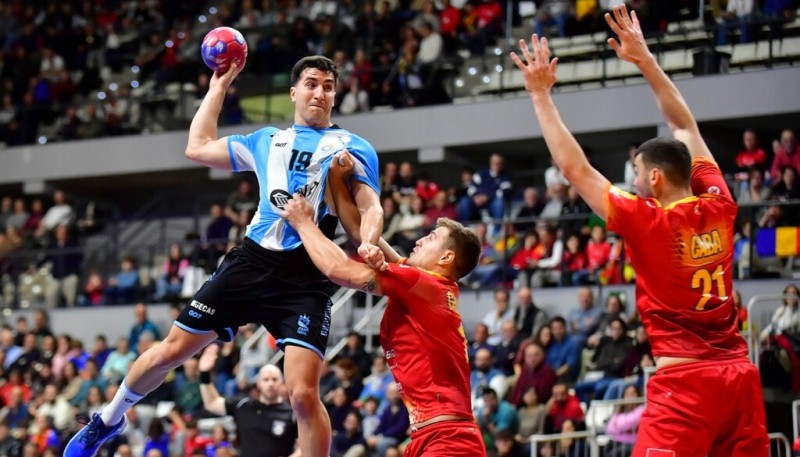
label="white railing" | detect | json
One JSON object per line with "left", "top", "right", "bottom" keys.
{"left": 586, "top": 397, "right": 646, "bottom": 434}
{"left": 746, "top": 293, "right": 794, "bottom": 369}
{"left": 793, "top": 399, "right": 800, "bottom": 444}
{"left": 325, "top": 296, "right": 388, "bottom": 361}
{"left": 768, "top": 432, "right": 791, "bottom": 457}
{"left": 529, "top": 431, "right": 599, "bottom": 457}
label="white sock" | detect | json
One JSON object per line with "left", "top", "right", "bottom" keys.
{"left": 100, "top": 379, "right": 145, "bottom": 426}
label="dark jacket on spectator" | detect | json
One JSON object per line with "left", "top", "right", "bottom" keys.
{"left": 374, "top": 402, "right": 410, "bottom": 440}
{"left": 469, "top": 168, "right": 512, "bottom": 201}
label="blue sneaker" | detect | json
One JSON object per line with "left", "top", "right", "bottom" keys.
{"left": 64, "top": 413, "right": 127, "bottom": 457}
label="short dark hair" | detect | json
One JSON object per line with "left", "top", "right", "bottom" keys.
{"left": 436, "top": 218, "right": 482, "bottom": 279}
{"left": 290, "top": 56, "right": 339, "bottom": 87}
{"left": 636, "top": 137, "right": 692, "bottom": 188}
{"left": 550, "top": 316, "right": 566, "bottom": 327}
{"left": 481, "top": 386, "right": 497, "bottom": 397}
{"left": 609, "top": 317, "right": 628, "bottom": 333}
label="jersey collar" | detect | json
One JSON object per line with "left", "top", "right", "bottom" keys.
{"left": 664, "top": 195, "right": 699, "bottom": 210}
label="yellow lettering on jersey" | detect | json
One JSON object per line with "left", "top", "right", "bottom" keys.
{"left": 690, "top": 230, "right": 724, "bottom": 259}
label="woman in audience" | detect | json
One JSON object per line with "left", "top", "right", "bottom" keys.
{"left": 538, "top": 419, "right": 585, "bottom": 457}
{"left": 515, "top": 388, "right": 547, "bottom": 449}
{"left": 605, "top": 385, "right": 645, "bottom": 457}
{"left": 51, "top": 334, "right": 80, "bottom": 382}
{"left": 326, "top": 387, "right": 352, "bottom": 434}
{"left": 84, "top": 385, "right": 105, "bottom": 417}
{"left": 58, "top": 361, "right": 83, "bottom": 405}
{"left": 391, "top": 194, "right": 427, "bottom": 255}
{"left": 143, "top": 419, "right": 170, "bottom": 457}
{"left": 332, "top": 410, "right": 367, "bottom": 457}
{"left": 154, "top": 242, "right": 189, "bottom": 301}
{"left": 760, "top": 283, "right": 800, "bottom": 343}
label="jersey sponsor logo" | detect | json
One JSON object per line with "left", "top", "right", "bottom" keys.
{"left": 188, "top": 310, "right": 203, "bottom": 319}
{"left": 272, "top": 420, "right": 287, "bottom": 436}
{"left": 190, "top": 300, "right": 216, "bottom": 315}
{"left": 294, "top": 180, "right": 320, "bottom": 198}
{"left": 446, "top": 291, "right": 457, "bottom": 311}
{"left": 270, "top": 190, "right": 293, "bottom": 209}
{"left": 707, "top": 185, "right": 721, "bottom": 195}
{"left": 321, "top": 300, "right": 332, "bottom": 337}
{"left": 297, "top": 314, "right": 311, "bottom": 336}
{"left": 275, "top": 142, "right": 288, "bottom": 147}
{"left": 690, "top": 229, "right": 724, "bottom": 259}
{"left": 645, "top": 450, "right": 676, "bottom": 457}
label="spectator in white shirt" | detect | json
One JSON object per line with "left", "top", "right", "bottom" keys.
{"left": 483, "top": 288, "right": 516, "bottom": 346}
{"left": 417, "top": 21, "right": 443, "bottom": 64}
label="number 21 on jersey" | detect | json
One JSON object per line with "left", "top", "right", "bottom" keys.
{"left": 692, "top": 265, "right": 726, "bottom": 311}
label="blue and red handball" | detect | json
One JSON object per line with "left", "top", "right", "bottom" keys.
{"left": 200, "top": 27, "right": 248, "bottom": 73}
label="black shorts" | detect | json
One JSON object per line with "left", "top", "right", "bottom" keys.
{"left": 175, "top": 237, "right": 337, "bottom": 358}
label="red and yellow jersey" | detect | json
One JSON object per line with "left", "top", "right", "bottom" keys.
{"left": 605, "top": 157, "right": 747, "bottom": 360}
{"left": 377, "top": 262, "right": 474, "bottom": 425}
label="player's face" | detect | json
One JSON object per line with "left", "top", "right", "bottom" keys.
{"left": 408, "top": 226, "right": 452, "bottom": 271}
{"left": 291, "top": 68, "right": 336, "bottom": 128}
{"left": 633, "top": 153, "right": 654, "bottom": 198}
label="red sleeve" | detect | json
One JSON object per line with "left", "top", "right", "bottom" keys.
{"left": 605, "top": 186, "right": 658, "bottom": 240}
{"left": 691, "top": 157, "right": 733, "bottom": 202}
{"left": 377, "top": 262, "right": 423, "bottom": 300}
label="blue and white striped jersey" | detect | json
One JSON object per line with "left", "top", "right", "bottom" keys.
{"left": 227, "top": 124, "right": 379, "bottom": 251}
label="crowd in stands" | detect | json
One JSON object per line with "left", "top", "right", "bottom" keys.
{"left": 0, "top": 276, "right": 791, "bottom": 457}
{"left": 0, "top": 177, "right": 259, "bottom": 309}
{"left": 0, "top": 126, "right": 798, "bottom": 308}
{"left": 3, "top": 0, "right": 796, "bottom": 148}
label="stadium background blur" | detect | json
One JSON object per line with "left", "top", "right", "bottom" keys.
{"left": 1, "top": 0, "right": 800, "bottom": 456}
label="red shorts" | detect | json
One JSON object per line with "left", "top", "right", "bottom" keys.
{"left": 634, "top": 358, "right": 768, "bottom": 457}
{"left": 404, "top": 420, "right": 486, "bottom": 457}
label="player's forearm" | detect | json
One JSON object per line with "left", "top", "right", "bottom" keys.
{"left": 530, "top": 92, "right": 592, "bottom": 181}
{"left": 296, "top": 222, "right": 352, "bottom": 276}
{"left": 378, "top": 238, "right": 402, "bottom": 263}
{"left": 186, "top": 85, "right": 226, "bottom": 156}
{"left": 329, "top": 175, "right": 362, "bottom": 246}
{"left": 359, "top": 205, "right": 383, "bottom": 246}
{"left": 636, "top": 54, "right": 698, "bottom": 134}
{"left": 295, "top": 222, "right": 380, "bottom": 293}
{"left": 199, "top": 382, "right": 226, "bottom": 416}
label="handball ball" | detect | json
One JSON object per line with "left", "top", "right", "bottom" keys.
{"left": 200, "top": 27, "right": 248, "bottom": 73}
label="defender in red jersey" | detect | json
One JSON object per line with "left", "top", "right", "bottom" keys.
{"left": 280, "top": 183, "right": 486, "bottom": 457}
{"left": 510, "top": 5, "right": 768, "bottom": 456}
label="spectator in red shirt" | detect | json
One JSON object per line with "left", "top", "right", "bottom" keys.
{"left": 475, "top": 0, "right": 503, "bottom": 37}
{"left": 510, "top": 231, "right": 544, "bottom": 283}
{"left": 423, "top": 190, "right": 457, "bottom": 230}
{"left": 586, "top": 225, "right": 612, "bottom": 278}
{"left": 562, "top": 234, "right": 588, "bottom": 286}
{"left": 439, "top": 0, "right": 462, "bottom": 53}
{"left": 545, "top": 383, "right": 584, "bottom": 433}
{"left": 735, "top": 129, "right": 767, "bottom": 173}
{"left": 415, "top": 172, "right": 440, "bottom": 204}
{"left": 507, "top": 343, "right": 556, "bottom": 407}
{"left": 770, "top": 129, "right": 800, "bottom": 184}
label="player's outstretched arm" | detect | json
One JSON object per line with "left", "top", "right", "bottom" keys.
{"left": 604, "top": 5, "right": 713, "bottom": 161}
{"left": 511, "top": 35, "right": 611, "bottom": 220}
{"left": 185, "top": 64, "right": 242, "bottom": 170}
{"left": 281, "top": 193, "right": 384, "bottom": 295}
{"left": 328, "top": 152, "right": 401, "bottom": 265}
